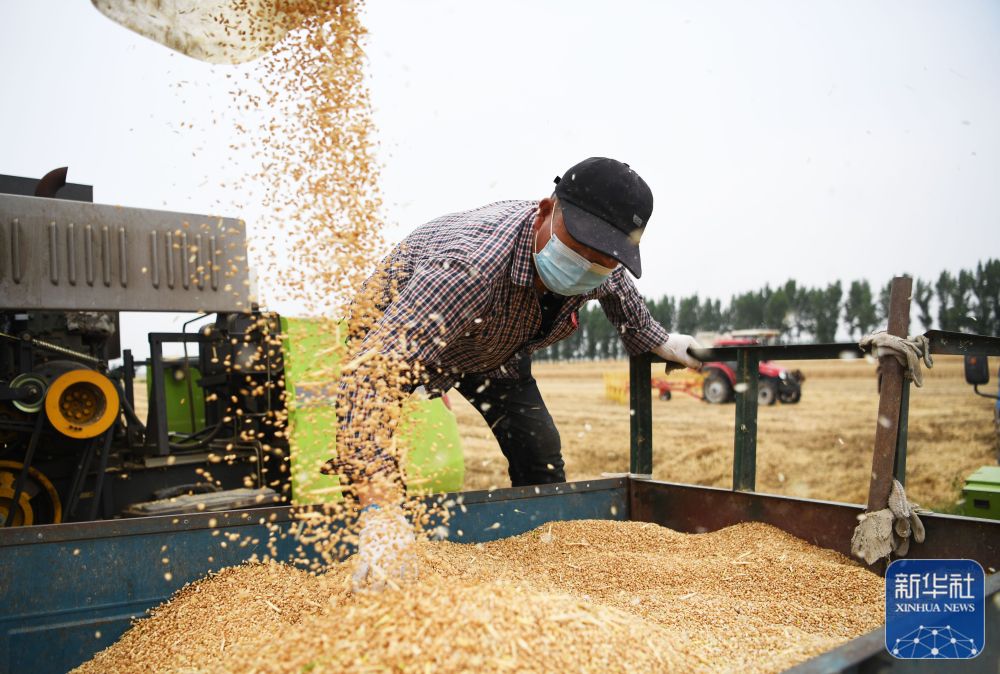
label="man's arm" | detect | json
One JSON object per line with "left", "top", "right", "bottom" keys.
{"left": 596, "top": 272, "right": 669, "bottom": 354}
{"left": 596, "top": 273, "right": 702, "bottom": 369}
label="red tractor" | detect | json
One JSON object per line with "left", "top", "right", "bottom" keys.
{"left": 701, "top": 329, "right": 804, "bottom": 405}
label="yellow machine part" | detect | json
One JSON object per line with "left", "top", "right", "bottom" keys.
{"left": 0, "top": 460, "right": 62, "bottom": 526}
{"left": 44, "top": 369, "right": 120, "bottom": 439}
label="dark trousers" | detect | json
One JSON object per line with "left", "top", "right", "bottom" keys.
{"left": 455, "top": 357, "right": 565, "bottom": 487}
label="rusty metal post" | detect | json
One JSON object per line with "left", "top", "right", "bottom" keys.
{"left": 893, "top": 380, "right": 911, "bottom": 485}
{"left": 733, "top": 349, "right": 760, "bottom": 491}
{"left": 629, "top": 353, "right": 653, "bottom": 476}
{"left": 866, "top": 276, "right": 912, "bottom": 512}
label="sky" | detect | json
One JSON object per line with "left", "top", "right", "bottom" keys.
{"left": 2, "top": 1, "right": 999, "bottom": 351}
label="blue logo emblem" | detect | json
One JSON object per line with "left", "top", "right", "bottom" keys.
{"left": 885, "top": 559, "right": 985, "bottom": 659}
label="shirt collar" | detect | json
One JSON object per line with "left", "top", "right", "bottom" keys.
{"left": 510, "top": 205, "right": 539, "bottom": 287}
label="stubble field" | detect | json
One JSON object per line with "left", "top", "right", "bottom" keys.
{"left": 452, "top": 355, "right": 998, "bottom": 511}
{"left": 132, "top": 355, "right": 996, "bottom": 510}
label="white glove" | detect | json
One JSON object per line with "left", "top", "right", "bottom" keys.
{"left": 653, "top": 334, "right": 703, "bottom": 371}
{"left": 352, "top": 505, "right": 417, "bottom": 592}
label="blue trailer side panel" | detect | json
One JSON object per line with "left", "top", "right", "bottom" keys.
{"left": 0, "top": 479, "right": 627, "bottom": 674}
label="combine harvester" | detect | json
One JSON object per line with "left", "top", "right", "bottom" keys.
{"left": 0, "top": 170, "right": 463, "bottom": 527}
{"left": 1, "top": 178, "right": 999, "bottom": 671}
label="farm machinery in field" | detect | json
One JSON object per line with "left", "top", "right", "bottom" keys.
{"left": 4, "top": 4, "right": 998, "bottom": 672}
{"left": 0, "top": 170, "right": 462, "bottom": 528}
{"left": 643, "top": 329, "right": 804, "bottom": 405}
{"left": 700, "top": 329, "right": 804, "bottom": 405}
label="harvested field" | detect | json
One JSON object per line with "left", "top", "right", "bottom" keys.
{"left": 133, "top": 355, "right": 996, "bottom": 510}
{"left": 73, "top": 519, "right": 884, "bottom": 674}
{"left": 455, "top": 355, "right": 998, "bottom": 510}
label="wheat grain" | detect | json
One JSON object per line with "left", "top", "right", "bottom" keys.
{"left": 74, "top": 520, "right": 883, "bottom": 674}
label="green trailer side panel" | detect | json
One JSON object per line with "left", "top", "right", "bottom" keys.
{"left": 281, "top": 317, "right": 464, "bottom": 503}
{"left": 961, "top": 465, "right": 1000, "bottom": 520}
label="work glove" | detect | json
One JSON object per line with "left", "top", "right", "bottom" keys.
{"left": 859, "top": 332, "right": 934, "bottom": 390}
{"left": 886, "top": 479, "right": 927, "bottom": 557}
{"left": 351, "top": 505, "right": 418, "bottom": 592}
{"left": 850, "top": 479, "right": 926, "bottom": 564}
{"left": 653, "top": 334, "right": 704, "bottom": 372}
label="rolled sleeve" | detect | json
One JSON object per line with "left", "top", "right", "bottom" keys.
{"left": 596, "top": 273, "right": 669, "bottom": 356}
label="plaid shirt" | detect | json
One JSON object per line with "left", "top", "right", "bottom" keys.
{"left": 334, "top": 200, "right": 669, "bottom": 484}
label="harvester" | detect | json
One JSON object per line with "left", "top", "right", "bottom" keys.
{"left": 0, "top": 170, "right": 463, "bottom": 527}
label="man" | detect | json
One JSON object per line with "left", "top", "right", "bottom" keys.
{"left": 335, "top": 157, "right": 702, "bottom": 588}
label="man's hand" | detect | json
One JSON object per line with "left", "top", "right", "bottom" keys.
{"left": 653, "top": 334, "right": 704, "bottom": 371}
{"left": 352, "top": 505, "right": 417, "bottom": 592}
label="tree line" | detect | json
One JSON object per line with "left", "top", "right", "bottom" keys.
{"left": 535, "top": 258, "right": 1000, "bottom": 361}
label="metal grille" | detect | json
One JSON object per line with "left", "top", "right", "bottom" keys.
{"left": 0, "top": 194, "right": 253, "bottom": 312}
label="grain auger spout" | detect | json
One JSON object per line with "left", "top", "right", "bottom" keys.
{"left": 91, "top": 0, "right": 314, "bottom": 65}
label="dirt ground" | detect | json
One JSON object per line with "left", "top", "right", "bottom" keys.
{"left": 452, "top": 355, "right": 999, "bottom": 511}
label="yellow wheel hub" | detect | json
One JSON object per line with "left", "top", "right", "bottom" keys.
{"left": 0, "top": 461, "right": 62, "bottom": 527}
{"left": 45, "top": 369, "right": 119, "bottom": 439}
{"left": 0, "top": 470, "right": 34, "bottom": 526}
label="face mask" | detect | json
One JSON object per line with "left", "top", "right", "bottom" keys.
{"left": 533, "top": 206, "right": 616, "bottom": 296}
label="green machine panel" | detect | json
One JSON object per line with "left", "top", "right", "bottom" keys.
{"left": 281, "top": 317, "right": 464, "bottom": 503}
{"left": 962, "top": 465, "right": 1000, "bottom": 520}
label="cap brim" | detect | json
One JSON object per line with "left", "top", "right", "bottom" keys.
{"left": 559, "top": 199, "right": 642, "bottom": 277}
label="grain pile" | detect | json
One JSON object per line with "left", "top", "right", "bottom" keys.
{"left": 424, "top": 520, "right": 885, "bottom": 673}
{"left": 74, "top": 520, "right": 883, "bottom": 674}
